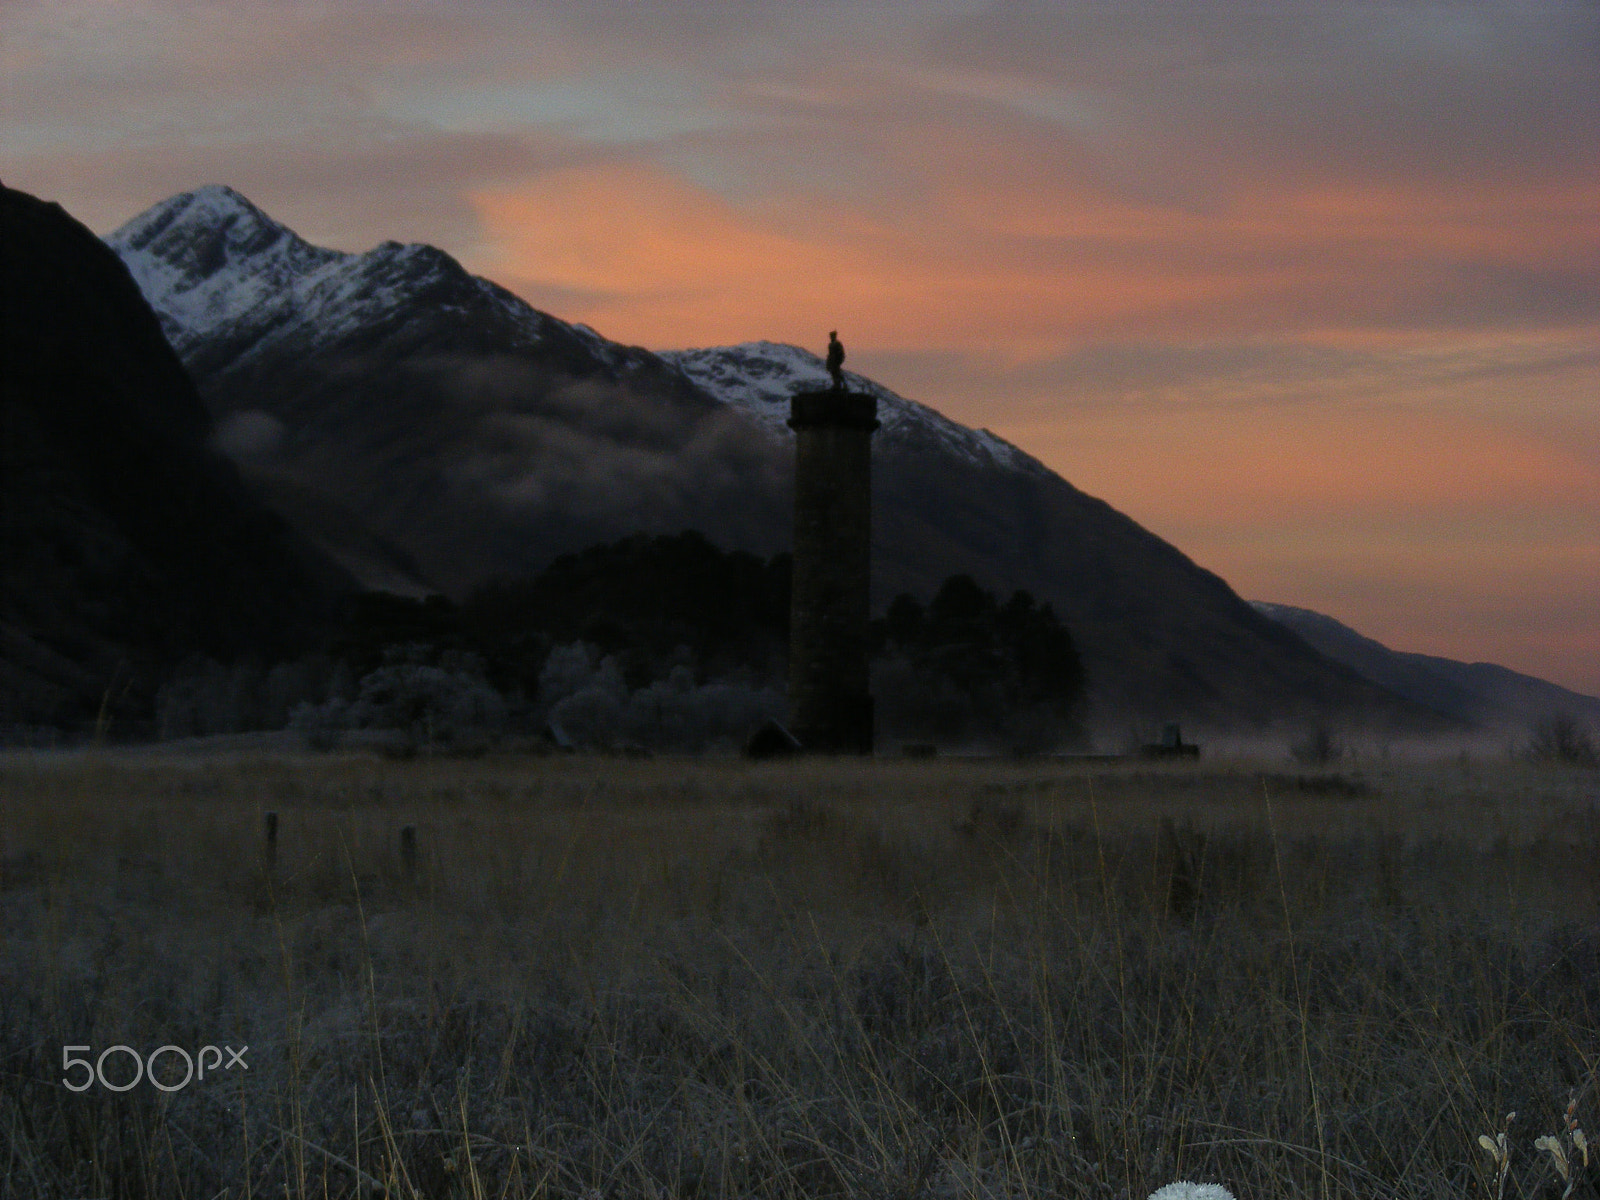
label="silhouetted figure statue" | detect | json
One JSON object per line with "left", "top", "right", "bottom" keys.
{"left": 826, "top": 330, "right": 845, "bottom": 391}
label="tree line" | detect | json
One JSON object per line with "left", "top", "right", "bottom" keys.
{"left": 153, "top": 530, "right": 1086, "bottom": 753}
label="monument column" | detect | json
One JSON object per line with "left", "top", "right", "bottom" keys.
{"left": 787, "top": 386, "right": 878, "bottom": 753}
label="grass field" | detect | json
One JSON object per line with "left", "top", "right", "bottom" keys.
{"left": 1, "top": 748, "right": 1597, "bottom": 1200}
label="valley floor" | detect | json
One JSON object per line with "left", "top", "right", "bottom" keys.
{"left": 1, "top": 751, "right": 1597, "bottom": 1199}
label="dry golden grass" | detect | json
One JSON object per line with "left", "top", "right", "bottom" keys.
{"left": 0, "top": 748, "right": 1597, "bottom": 1199}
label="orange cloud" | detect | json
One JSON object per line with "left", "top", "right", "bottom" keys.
{"left": 468, "top": 161, "right": 1298, "bottom": 353}
{"left": 468, "top": 129, "right": 1600, "bottom": 363}
{"left": 469, "top": 165, "right": 906, "bottom": 348}
{"left": 1006, "top": 402, "right": 1600, "bottom": 545}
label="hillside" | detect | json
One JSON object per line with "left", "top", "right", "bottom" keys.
{"left": 0, "top": 183, "right": 344, "bottom": 734}
{"left": 1252, "top": 601, "right": 1600, "bottom": 732}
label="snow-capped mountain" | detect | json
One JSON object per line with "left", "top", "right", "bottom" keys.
{"left": 110, "top": 186, "right": 347, "bottom": 358}
{"left": 114, "top": 191, "right": 1029, "bottom": 475}
{"left": 108, "top": 186, "right": 604, "bottom": 374}
{"left": 107, "top": 186, "right": 745, "bottom": 602}
{"left": 104, "top": 186, "right": 1449, "bottom": 729}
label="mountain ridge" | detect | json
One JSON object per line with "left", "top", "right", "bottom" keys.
{"left": 104, "top": 185, "right": 1455, "bottom": 732}
{"left": 1252, "top": 601, "right": 1600, "bottom": 731}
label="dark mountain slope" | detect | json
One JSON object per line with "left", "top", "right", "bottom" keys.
{"left": 0, "top": 182, "right": 345, "bottom": 732}
{"left": 1253, "top": 602, "right": 1600, "bottom": 731}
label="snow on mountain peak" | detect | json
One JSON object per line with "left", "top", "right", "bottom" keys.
{"left": 107, "top": 187, "right": 347, "bottom": 355}
{"left": 662, "top": 341, "right": 1028, "bottom": 472}
{"left": 110, "top": 185, "right": 299, "bottom": 266}
{"left": 105, "top": 188, "right": 514, "bottom": 362}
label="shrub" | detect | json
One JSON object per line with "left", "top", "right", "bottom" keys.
{"left": 293, "top": 646, "right": 507, "bottom": 755}
{"left": 288, "top": 696, "right": 348, "bottom": 751}
{"left": 540, "top": 644, "right": 782, "bottom": 751}
{"left": 1289, "top": 724, "right": 1344, "bottom": 767}
{"left": 1524, "top": 714, "right": 1598, "bottom": 767}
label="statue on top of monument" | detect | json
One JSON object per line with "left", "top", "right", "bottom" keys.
{"left": 826, "top": 330, "right": 845, "bottom": 391}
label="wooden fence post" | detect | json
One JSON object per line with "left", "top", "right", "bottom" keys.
{"left": 264, "top": 811, "right": 278, "bottom": 871}
{"left": 400, "top": 824, "right": 418, "bottom": 883}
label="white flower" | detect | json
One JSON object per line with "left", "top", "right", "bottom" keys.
{"left": 1148, "top": 1182, "right": 1238, "bottom": 1200}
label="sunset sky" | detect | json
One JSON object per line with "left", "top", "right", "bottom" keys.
{"left": 7, "top": 0, "right": 1598, "bottom": 693}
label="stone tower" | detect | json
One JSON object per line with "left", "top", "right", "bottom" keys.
{"left": 787, "top": 386, "right": 879, "bottom": 753}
